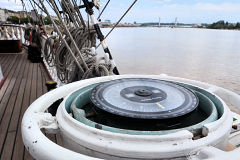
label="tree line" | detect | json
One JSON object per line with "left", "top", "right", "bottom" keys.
{"left": 208, "top": 20, "right": 240, "bottom": 30}
{"left": 6, "top": 16, "right": 52, "bottom": 25}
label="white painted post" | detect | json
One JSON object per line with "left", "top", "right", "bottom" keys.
{"left": 17, "top": 27, "right": 21, "bottom": 40}
{"left": 11, "top": 27, "right": 17, "bottom": 40}
{"left": 5, "top": 27, "right": 10, "bottom": 40}
{"left": 21, "top": 27, "right": 25, "bottom": 44}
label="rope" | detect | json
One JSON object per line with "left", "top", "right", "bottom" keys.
{"left": 21, "top": 0, "right": 31, "bottom": 23}
{"left": 96, "top": 0, "right": 138, "bottom": 49}
{"left": 52, "top": 27, "right": 98, "bottom": 83}
{"left": 43, "top": 37, "right": 56, "bottom": 67}
{"left": 35, "top": 0, "right": 138, "bottom": 84}
{"left": 66, "top": 28, "right": 98, "bottom": 82}
{"left": 52, "top": 27, "right": 112, "bottom": 83}
{"left": 29, "top": 0, "right": 44, "bottom": 25}
{"left": 97, "top": 0, "right": 111, "bottom": 20}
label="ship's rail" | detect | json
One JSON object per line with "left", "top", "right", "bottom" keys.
{"left": 0, "top": 23, "right": 62, "bottom": 85}
{"left": 0, "top": 24, "right": 30, "bottom": 45}
{"left": 40, "top": 35, "right": 65, "bottom": 86}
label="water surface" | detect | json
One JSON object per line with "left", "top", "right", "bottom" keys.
{"left": 98, "top": 28, "right": 240, "bottom": 94}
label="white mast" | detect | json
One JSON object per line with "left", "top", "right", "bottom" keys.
{"left": 158, "top": 17, "right": 161, "bottom": 27}
{"left": 175, "top": 17, "right": 178, "bottom": 27}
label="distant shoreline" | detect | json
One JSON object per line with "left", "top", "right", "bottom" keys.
{"left": 100, "top": 26, "right": 240, "bottom": 31}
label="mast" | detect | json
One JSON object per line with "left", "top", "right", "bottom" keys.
{"left": 175, "top": 17, "right": 178, "bottom": 27}
{"left": 158, "top": 17, "right": 161, "bottom": 27}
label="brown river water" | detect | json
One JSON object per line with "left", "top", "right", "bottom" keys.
{"left": 98, "top": 27, "right": 240, "bottom": 95}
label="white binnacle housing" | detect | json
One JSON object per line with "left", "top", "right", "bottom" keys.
{"left": 22, "top": 74, "right": 240, "bottom": 160}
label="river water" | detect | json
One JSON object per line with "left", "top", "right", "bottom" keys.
{"left": 98, "top": 27, "right": 240, "bottom": 94}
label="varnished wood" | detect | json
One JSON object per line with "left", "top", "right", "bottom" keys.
{"left": 0, "top": 51, "right": 59, "bottom": 160}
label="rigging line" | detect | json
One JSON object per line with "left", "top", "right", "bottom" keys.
{"left": 29, "top": 0, "right": 45, "bottom": 25}
{"left": 39, "top": 0, "right": 85, "bottom": 73}
{"left": 25, "top": 0, "right": 33, "bottom": 23}
{"left": 96, "top": 0, "right": 138, "bottom": 49}
{"left": 36, "top": 0, "right": 47, "bottom": 26}
{"left": 52, "top": 0, "right": 60, "bottom": 13}
{"left": 39, "top": 0, "right": 45, "bottom": 25}
{"left": 56, "top": 0, "right": 62, "bottom": 9}
{"left": 71, "top": 0, "right": 86, "bottom": 29}
{"left": 56, "top": 0, "right": 69, "bottom": 24}
{"left": 49, "top": 0, "right": 62, "bottom": 18}
{"left": 21, "top": 0, "right": 31, "bottom": 23}
{"left": 61, "top": 0, "right": 79, "bottom": 27}
{"left": 31, "top": 0, "right": 49, "bottom": 26}
{"left": 65, "top": 0, "right": 83, "bottom": 28}
{"left": 97, "top": 0, "right": 110, "bottom": 20}
{"left": 50, "top": 0, "right": 66, "bottom": 21}
{"left": 45, "top": 0, "right": 64, "bottom": 22}
{"left": 87, "top": 14, "right": 91, "bottom": 44}
{"left": 25, "top": 0, "right": 32, "bottom": 13}
{"left": 43, "top": 0, "right": 66, "bottom": 29}
{"left": 31, "top": 0, "right": 45, "bottom": 13}
{"left": 47, "top": 0, "right": 65, "bottom": 23}
{"left": 45, "top": 0, "right": 56, "bottom": 12}
{"left": 49, "top": 0, "right": 89, "bottom": 70}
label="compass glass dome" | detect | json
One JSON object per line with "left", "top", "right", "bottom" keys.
{"left": 90, "top": 78, "right": 199, "bottom": 119}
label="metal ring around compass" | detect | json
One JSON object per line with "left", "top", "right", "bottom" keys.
{"left": 90, "top": 78, "right": 199, "bottom": 119}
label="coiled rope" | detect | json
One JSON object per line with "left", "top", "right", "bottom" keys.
{"left": 44, "top": 26, "right": 111, "bottom": 84}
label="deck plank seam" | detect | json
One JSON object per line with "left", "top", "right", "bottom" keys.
{"left": 0, "top": 55, "right": 20, "bottom": 102}
{"left": 12, "top": 61, "right": 34, "bottom": 160}
{"left": 10, "top": 55, "right": 31, "bottom": 160}
{"left": 0, "top": 55, "right": 23, "bottom": 122}
{"left": 0, "top": 54, "right": 27, "bottom": 158}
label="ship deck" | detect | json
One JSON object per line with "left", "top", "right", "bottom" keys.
{"left": 0, "top": 49, "right": 62, "bottom": 159}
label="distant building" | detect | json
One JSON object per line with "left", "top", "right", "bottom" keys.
{"left": 0, "top": 9, "right": 6, "bottom": 22}
{"left": 194, "top": 23, "right": 202, "bottom": 27}
{"left": 18, "top": 11, "right": 28, "bottom": 18}
{"left": 0, "top": 8, "right": 29, "bottom": 22}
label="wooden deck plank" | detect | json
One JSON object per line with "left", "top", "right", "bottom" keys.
{"left": 23, "top": 63, "right": 45, "bottom": 160}
{"left": 11, "top": 125, "right": 24, "bottom": 160}
{"left": 0, "top": 132, "right": 15, "bottom": 160}
{"left": 39, "top": 63, "right": 48, "bottom": 94}
{"left": 0, "top": 54, "right": 10, "bottom": 68}
{"left": 8, "top": 54, "right": 30, "bottom": 131}
{"left": 12, "top": 61, "right": 34, "bottom": 160}
{"left": 30, "top": 63, "right": 37, "bottom": 103}
{"left": 36, "top": 63, "right": 43, "bottom": 99}
{"left": 0, "top": 54, "right": 27, "bottom": 156}
{"left": 0, "top": 55, "right": 20, "bottom": 102}
{"left": 0, "top": 51, "right": 62, "bottom": 160}
{"left": 3, "top": 57, "right": 31, "bottom": 160}
{"left": 2, "top": 54, "right": 18, "bottom": 76}
{"left": 24, "top": 63, "right": 38, "bottom": 160}
{"left": 0, "top": 55, "right": 24, "bottom": 123}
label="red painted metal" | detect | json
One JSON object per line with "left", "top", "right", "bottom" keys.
{"left": 0, "top": 77, "right": 6, "bottom": 89}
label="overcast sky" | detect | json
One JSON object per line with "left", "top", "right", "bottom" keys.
{"left": 1, "top": 0, "right": 240, "bottom": 24}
